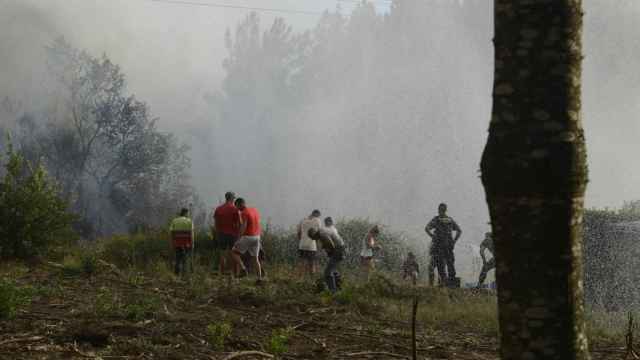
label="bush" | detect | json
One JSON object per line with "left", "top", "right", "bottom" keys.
{"left": 124, "top": 296, "right": 160, "bottom": 321}
{"left": 62, "top": 251, "right": 97, "bottom": 276}
{"left": 0, "top": 142, "right": 76, "bottom": 259}
{"left": 207, "top": 322, "right": 232, "bottom": 350}
{"left": 267, "top": 327, "right": 295, "bottom": 356}
{"left": 0, "top": 278, "right": 31, "bottom": 319}
{"left": 100, "top": 232, "right": 172, "bottom": 268}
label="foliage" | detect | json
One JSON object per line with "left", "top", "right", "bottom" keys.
{"left": 266, "top": 327, "right": 295, "bottom": 356}
{"left": 0, "top": 141, "right": 75, "bottom": 259}
{"left": 123, "top": 296, "right": 160, "bottom": 321}
{"left": 94, "top": 287, "right": 121, "bottom": 317}
{"left": 206, "top": 322, "right": 232, "bottom": 351}
{"left": 9, "top": 38, "right": 201, "bottom": 238}
{"left": 0, "top": 278, "right": 31, "bottom": 319}
{"left": 100, "top": 231, "right": 172, "bottom": 268}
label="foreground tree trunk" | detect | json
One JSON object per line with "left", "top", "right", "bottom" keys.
{"left": 481, "top": 1, "right": 589, "bottom": 359}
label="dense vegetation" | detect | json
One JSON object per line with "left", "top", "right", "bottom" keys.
{"left": 0, "top": 142, "right": 75, "bottom": 259}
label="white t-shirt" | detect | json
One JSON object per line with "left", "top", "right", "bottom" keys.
{"left": 298, "top": 217, "right": 321, "bottom": 251}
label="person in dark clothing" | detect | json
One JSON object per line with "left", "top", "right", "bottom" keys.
{"left": 477, "top": 232, "right": 495, "bottom": 288}
{"left": 425, "top": 203, "right": 462, "bottom": 287}
{"left": 308, "top": 227, "right": 345, "bottom": 293}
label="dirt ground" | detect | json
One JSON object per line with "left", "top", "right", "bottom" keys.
{"left": 0, "top": 263, "right": 626, "bottom": 360}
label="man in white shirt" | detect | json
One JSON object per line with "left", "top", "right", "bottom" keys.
{"left": 297, "top": 209, "right": 322, "bottom": 277}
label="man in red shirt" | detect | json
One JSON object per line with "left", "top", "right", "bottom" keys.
{"left": 230, "top": 197, "right": 263, "bottom": 281}
{"left": 213, "top": 192, "right": 241, "bottom": 275}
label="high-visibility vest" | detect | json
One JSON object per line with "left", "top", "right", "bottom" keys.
{"left": 169, "top": 216, "right": 193, "bottom": 248}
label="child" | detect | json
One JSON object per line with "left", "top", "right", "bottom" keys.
{"left": 402, "top": 252, "right": 420, "bottom": 285}
{"left": 360, "top": 225, "right": 382, "bottom": 281}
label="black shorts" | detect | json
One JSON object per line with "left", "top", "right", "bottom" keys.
{"left": 216, "top": 232, "right": 237, "bottom": 250}
{"left": 298, "top": 250, "right": 317, "bottom": 260}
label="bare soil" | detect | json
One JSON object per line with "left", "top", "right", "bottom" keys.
{"left": 0, "top": 263, "right": 624, "bottom": 359}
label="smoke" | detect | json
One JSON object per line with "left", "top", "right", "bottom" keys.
{"left": 1, "top": 0, "right": 640, "bottom": 280}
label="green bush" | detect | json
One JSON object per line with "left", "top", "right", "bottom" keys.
{"left": 62, "top": 251, "right": 98, "bottom": 276}
{"left": 100, "top": 232, "right": 172, "bottom": 268}
{"left": 124, "top": 296, "right": 160, "bottom": 321}
{"left": 0, "top": 278, "right": 31, "bottom": 319}
{"left": 0, "top": 141, "right": 76, "bottom": 259}
{"left": 267, "top": 327, "right": 295, "bottom": 356}
{"left": 207, "top": 322, "right": 232, "bottom": 350}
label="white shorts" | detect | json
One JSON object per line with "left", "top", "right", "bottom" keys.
{"left": 233, "top": 236, "right": 261, "bottom": 257}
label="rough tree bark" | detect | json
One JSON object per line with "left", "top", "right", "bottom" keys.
{"left": 481, "top": 1, "right": 589, "bottom": 359}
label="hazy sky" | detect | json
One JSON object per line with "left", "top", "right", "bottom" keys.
{"left": 1, "top": 0, "right": 639, "bottom": 216}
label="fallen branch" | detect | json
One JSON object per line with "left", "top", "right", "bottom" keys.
{"left": 44, "top": 261, "right": 65, "bottom": 269}
{"left": 98, "top": 260, "right": 125, "bottom": 277}
{"left": 343, "top": 351, "right": 409, "bottom": 359}
{"left": 223, "top": 350, "right": 274, "bottom": 360}
{"left": 0, "top": 336, "right": 45, "bottom": 346}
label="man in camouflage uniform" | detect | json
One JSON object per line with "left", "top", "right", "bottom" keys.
{"left": 425, "top": 203, "right": 462, "bottom": 287}
{"left": 477, "top": 232, "right": 495, "bottom": 288}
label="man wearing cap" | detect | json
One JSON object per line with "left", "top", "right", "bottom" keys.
{"left": 213, "top": 192, "right": 241, "bottom": 275}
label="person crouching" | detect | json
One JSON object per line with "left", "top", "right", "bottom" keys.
{"left": 308, "top": 227, "right": 345, "bottom": 293}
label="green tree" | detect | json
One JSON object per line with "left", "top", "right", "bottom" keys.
{"left": 480, "top": 1, "right": 589, "bottom": 359}
{"left": 0, "top": 140, "right": 75, "bottom": 259}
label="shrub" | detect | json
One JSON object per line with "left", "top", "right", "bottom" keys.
{"left": 267, "top": 327, "right": 295, "bottom": 356}
{"left": 0, "top": 278, "right": 31, "bottom": 319}
{"left": 0, "top": 141, "right": 76, "bottom": 259}
{"left": 94, "top": 287, "right": 120, "bottom": 317}
{"left": 123, "top": 296, "right": 160, "bottom": 321}
{"left": 62, "top": 251, "right": 98, "bottom": 276}
{"left": 100, "top": 232, "right": 171, "bottom": 268}
{"left": 207, "top": 322, "right": 232, "bottom": 350}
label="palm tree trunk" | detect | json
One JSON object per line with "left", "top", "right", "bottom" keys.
{"left": 481, "top": 1, "right": 589, "bottom": 359}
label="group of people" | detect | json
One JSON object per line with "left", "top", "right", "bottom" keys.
{"left": 295, "top": 209, "right": 382, "bottom": 292}
{"left": 169, "top": 195, "right": 496, "bottom": 290}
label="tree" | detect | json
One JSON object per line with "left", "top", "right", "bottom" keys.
{"left": 0, "top": 140, "right": 75, "bottom": 259}
{"left": 8, "top": 38, "right": 198, "bottom": 237}
{"left": 480, "top": 1, "right": 588, "bottom": 359}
